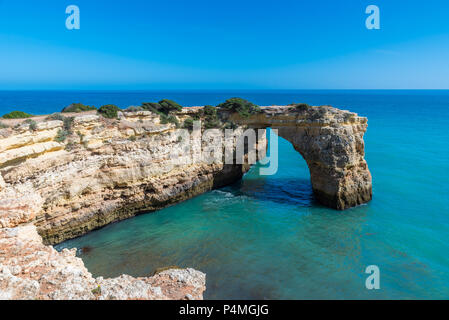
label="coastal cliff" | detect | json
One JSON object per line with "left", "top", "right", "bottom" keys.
{"left": 0, "top": 102, "right": 371, "bottom": 300}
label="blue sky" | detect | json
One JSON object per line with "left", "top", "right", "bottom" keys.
{"left": 0, "top": 0, "right": 448, "bottom": 89}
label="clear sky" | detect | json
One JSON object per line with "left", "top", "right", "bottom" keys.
{"left": 0, "top": 0, "right": 448, "bottom": 89}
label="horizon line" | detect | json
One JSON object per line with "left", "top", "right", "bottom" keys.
{"left": 1, "top": 88, "right": 449, "bottom": 92}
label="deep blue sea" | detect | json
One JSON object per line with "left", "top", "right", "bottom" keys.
{"left": 2, "top": 90, "right": 448, "bottom": 299}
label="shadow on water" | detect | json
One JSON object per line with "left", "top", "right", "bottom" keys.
{"left": 227, "top": 176, "right": 315, "bottom": 208}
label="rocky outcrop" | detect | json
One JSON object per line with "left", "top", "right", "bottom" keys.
{"left": 0, "top": 224, "right": 205, "bottom": 300}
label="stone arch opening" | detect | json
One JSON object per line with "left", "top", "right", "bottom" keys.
{"left": 232, "top": 105, "right": 373, "bottom": 210}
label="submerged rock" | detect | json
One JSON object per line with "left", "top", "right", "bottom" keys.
{"left": 80, "top": 246, "right": 93, "bottom": 254}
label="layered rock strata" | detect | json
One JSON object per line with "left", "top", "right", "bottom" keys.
{"left": 0, "top": 110, "right": 264, "bottom": 244}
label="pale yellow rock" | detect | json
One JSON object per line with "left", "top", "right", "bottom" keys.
{"left": 36, "top": 120, "right": 63, "bottom": 131}
{"left": 73, "top": 114, "right": 100, "bottom": 124}
{"left": 0, "top": 141, "right": 63, "bottom": 166}
{"left": 0, "top": 127, "right": 61, "bottom": 153}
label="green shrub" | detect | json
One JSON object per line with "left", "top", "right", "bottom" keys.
{"left": 223, "top": 121, "right": 238, "bottom": 130}
{"left": 159, "top": 114, "right": 168, "bottom": 124}
{"left": 91, "top": 285, "right": 102, "bottom": 296}
{"left": 62, "top": 103, "right": 96, "bottom": 113}
{"left": 202, "top": 105, "right": 221, "bottom": 129}
{"left": 0, "top": 121, "right": 8, "bottom": 129}
{"left": 184, "top": 107, "right": 221, "bottom": 130}
{"left": 203, "top": 105, "right": 217, "bottom": 116}
{"left": 216, "top": 98, "right": 261, "bottom": 118}
{"left": 98, "top": 104, "right": 120, "bottom": 119}
{"left": 63, "top": 117, "right": 74, "bottom": 131}
{"left": 170, "top": 115, "right": 180, "bottom": 128}
{"left": 55, "top": 129, "right": 69, "bottom": 142}
{"left": 125, "top": 106, "right": 144, "bottom": 112}
{"left": 183, "top": 118, "right": 194, "bottom": 131}
{"left": 309, "top": 108, "right": 327, "bottom": 121}
{"left": 158, "top": 99, "right": 183, "bottom": 113}
{"left": 141, "top": 102, "right": 162, "bottom": 114}
{"left": 25, "top": 119, "right": 38, "bottom": 131}
{"left": 2, "top": 111, "right": 33, "bottom": 119}
{"left": 160, "top": 114, "right": 179, "bottom": 127}
{"left": 48, "top": 116, "right": 74, "bottom": 142}
{"left": 192, "top": 112, "right": 202, "bottom": 120}
{"left": 141, "top": 99, "right": 183, "bottom": 115}
{"left": 294, "top": 103, "right": 311, "bottom": 111}
{"left": 128, "top": 135, "right": 137, "bottom": 142}
{"left": 204, "top": 117, "right": 220, "bottom": 129}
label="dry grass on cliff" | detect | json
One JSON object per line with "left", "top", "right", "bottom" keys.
{"left": 1, "top": 110, "right": 97, "bottom": 127}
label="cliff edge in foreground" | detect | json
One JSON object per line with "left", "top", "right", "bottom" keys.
{"left": 0, "top": 224, "right": 205, "bottom": 300}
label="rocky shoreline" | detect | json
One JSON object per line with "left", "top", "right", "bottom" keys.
{"left": 0, "top": 224, "right": 205, "bottom": 300}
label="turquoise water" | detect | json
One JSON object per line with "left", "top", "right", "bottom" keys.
{"left": 2, "top": 90, "right": 448, "bottom": 299}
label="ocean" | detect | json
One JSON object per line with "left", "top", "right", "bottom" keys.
{"left": 2, "top": 90, "right": 448, "bottom": 299}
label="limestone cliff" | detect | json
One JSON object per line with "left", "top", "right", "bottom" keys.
{"left": 0, "top": 109, "right": 263, "bottom": 244}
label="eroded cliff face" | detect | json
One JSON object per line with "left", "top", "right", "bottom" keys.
{"left": 0, "top": 110, "right": 262, "bottom": 244}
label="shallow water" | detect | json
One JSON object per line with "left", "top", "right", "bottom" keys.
{"left": 5, "top": 90, "right": 446, "bottom": 299}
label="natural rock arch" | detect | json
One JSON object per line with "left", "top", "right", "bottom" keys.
{"left": 230, "top": 105, "right": 373, "bottom": 210}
